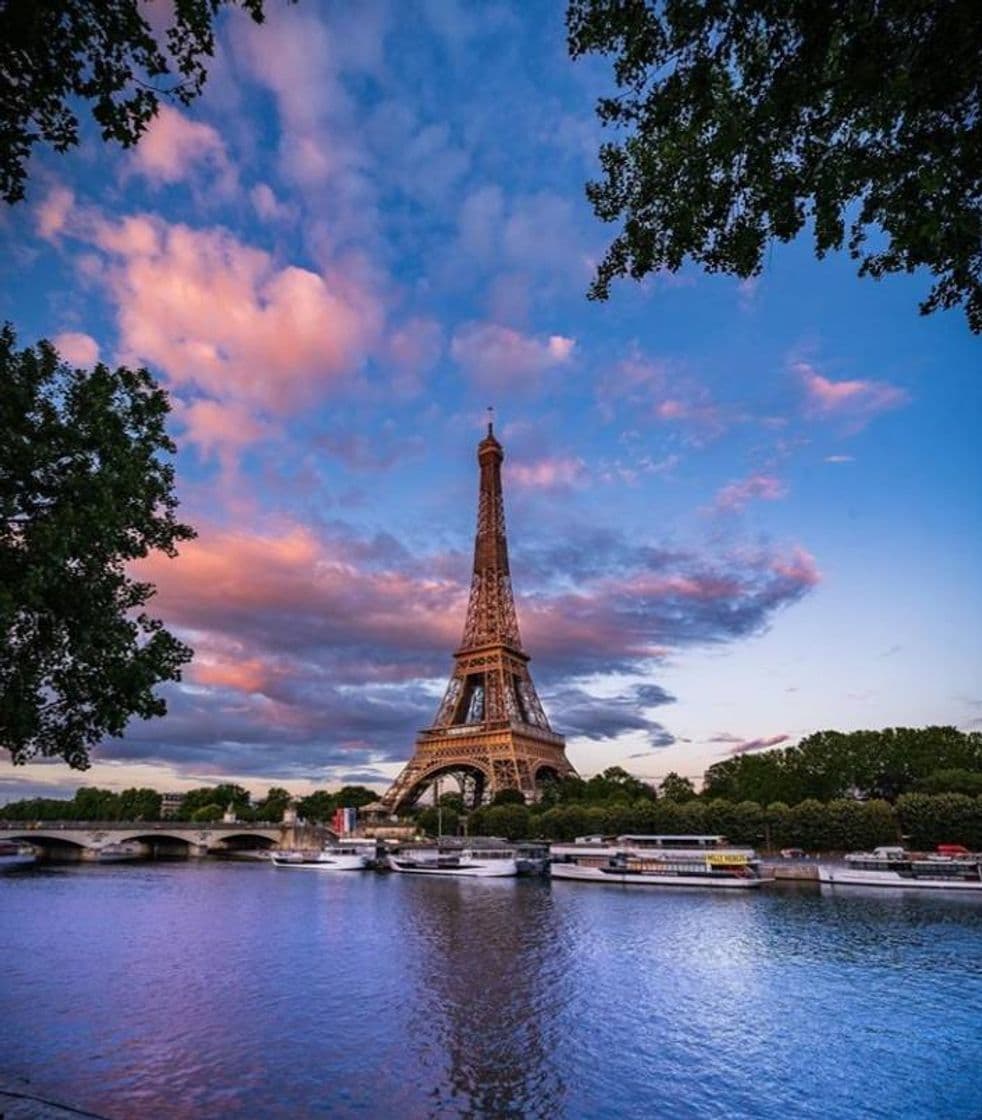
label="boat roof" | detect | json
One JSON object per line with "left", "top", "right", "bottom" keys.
{"left": 618, "top": 834, "right": 728, "bottom": 842}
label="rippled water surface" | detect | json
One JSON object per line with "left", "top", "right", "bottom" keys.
{"left": 2, "top": 864, "right": 981, "bottom": 1119}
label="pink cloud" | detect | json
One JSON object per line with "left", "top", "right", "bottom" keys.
{"left": 128, "top": 105, "right": 231, "bottom": 187}
{"left": 769, "top": 547, "right": 820, "bottom": 587}
{"left": 653, "top": 394, "right": 727, "bottom": 438}
{"left": 656, "top": 399, "right": 686, "bottom": 419}
{"left": 595, "top": 350, "right": 667, "bottom": 421}
{"left": 35, "top": 185, "right": 74, "bottom": 240}
{"left": 193, "top": 655, "right": 279, "bottom": 695}
{"left": 232, "top": 6, "right": 370, "bottom": 201}
{"left": 509, "top": 456, "right": 587, "bottom": 491}
{"left": 84, "top": 213, "right": 380, "bottom": 412}
{"left": 136, "top": 520, "right": 465, "bottom": 675}
{"left": 135, "top": 518, "right": 822, "bottom": 697}
{"left": 180, "top": 399, "right": 273, "bottom": 464}
{"left": 250, "top": 183, "right": 294, "bottom": 223}
{"left": 547, "top": 335, "right": 575, "bottom": 361}
{"left": 450, "top": 322, "right": 575, "bottom": 388}
{"left": 52, "top": 331, "right": 99, "bottom": 366}
{"left": 713, "top": 474, "right": 788, "bottom": 513}
{"left": 795, "top": 361, "right": 909, "bottom": 425}
{"left": 387, "top": 317, "right": 443, "bottom": 395}
{"left": 597, "top": 347, "right": 728, "bottom": 439}
{"left": 727, "top": 733, "right": 790, "bottom": 756}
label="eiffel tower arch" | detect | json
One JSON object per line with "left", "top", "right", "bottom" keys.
{"left": 379, "top": 422, "right": 576, "bottom": 813}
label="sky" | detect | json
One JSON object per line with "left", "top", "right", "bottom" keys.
{"left": 1, "top": 0, "right": 979, "bottom": 805}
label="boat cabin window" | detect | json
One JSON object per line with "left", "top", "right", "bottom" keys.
{"left": 616, "top": 835, "right": 727, "bottom": 850}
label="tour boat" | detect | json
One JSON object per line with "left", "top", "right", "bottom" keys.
{"left": 95, "top": 841, "right": 143, "bottom": 863}
{"left": 271, "top": 842, "right": 373, "bottom": 871}
{"left": 818, "top": 847, "right": 982, "bottom": 891}
{"left": 387, "top": 847, "right": 518, "bottom": 878}
{"left": 0, "top": 840, "right": 37, "bottom": 870}
{"left": 549, "top": 834, "right": 769, "bottom": 889}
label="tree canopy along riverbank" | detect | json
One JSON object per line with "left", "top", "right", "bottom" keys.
{"left": 568, "top": 0, "right": 982, "bottom": 331}
{"left": 461, "top": 727, "right": 982, "bottom": 847}
{"left": 0, "top": 783, "right": 379, "bottom": 825}
{"left": 4, "top": 729, "right": 979, "bottom": 852}
{"left": 703, "top": 726, "right": 982, "bottom": 803}
{"left": 466, "top": 790, "right": 982, "bottom": 852}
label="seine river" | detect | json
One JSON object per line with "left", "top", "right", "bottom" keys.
{"left": 2, "top": 863, "right": 981, "bottom": 1119}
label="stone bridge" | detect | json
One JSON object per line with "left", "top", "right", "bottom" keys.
{"left": 0, "top": 819, "right": 333, "bottom": 861}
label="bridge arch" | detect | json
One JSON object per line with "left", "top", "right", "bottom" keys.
{"left": 122, "top": 832, "right": 198, "bottom": 858}
{"left": 3, "top": 832, "right": 89, "bottom": 861}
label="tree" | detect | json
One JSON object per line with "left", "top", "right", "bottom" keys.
{"left": 579, "top": 766, "right": 655, "bottom": 803}
{"left": 417, "top": 806, "right": 460, "bottom": 838}
{"left": 658, "top": 772, "right": 696, "bottom": 803}
{"left": 480, "top": 804, "right": 531, "bottom": 841}
{"left": 895, "top": 792, "right": 981, "bottom": 850}
{"left": 702, "top": 727, "right": 982, "bottom": 805}
{"left": 490, "top": 788, "right": 526, "bottom": 806}
{"left": 0, "top": 0, "right": 278, "bottom": 203}
{"left": 191, "top": 803, "right": 224, "bottom": 823}
{"left": 333, "top": 785, "right": 379, "bottom": 809}
{"left": 913, "top": 769, "right": 982, "bottom": 796}
{"left": 1, "top": 328, "right": 195, "bottom": 768}
{"left": 787, "top": 799, "right": 829, "bottom": 851}
{"left": 568, "top": 1, "right": 982, "bottom": 331}
{"left": 73, "top": 785, "right": 120, "bottom": 820}
{"left": 179, "top": 784, "right": 249, "bottom": 819}
{"left": 254, "top": 786, "right": 292, "bottom": 822}
{"left": 117, "top": 786, "right": 161, "bottom": 821}
{"left": 296, "top": 791, "right": 336, "bottom": 823}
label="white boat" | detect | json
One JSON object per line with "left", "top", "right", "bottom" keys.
{"left": 387, "top": 847, "right": 518, "bottom": 878}
{"left": 95, "top": 841, "right": 143, "bottom": 863}
{"left": 818, "top": 846, "right": 982, "bottom": 891}
{"left": 550, "top": 834, "right": 769, "bottom": 889}
{"left": 0, "top": 840, "right": 37, "bottom": 870}
{"left": 271, "top": 842, "right": 372, "bottom": 871}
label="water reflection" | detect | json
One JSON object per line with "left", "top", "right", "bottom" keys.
{"left": 2, "top": 866, "right": 981, "bottom": 1119}
{"left": 398, "top": 879, "right": 569, "bottom": 1118}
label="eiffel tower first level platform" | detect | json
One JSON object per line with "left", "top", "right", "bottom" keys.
{"left": 379, "top": 422, "right": 576, "bottom": 813}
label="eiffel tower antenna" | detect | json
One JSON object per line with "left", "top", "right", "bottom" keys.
{"left": 379, "top": 423, "right": 576, "bottom": 813}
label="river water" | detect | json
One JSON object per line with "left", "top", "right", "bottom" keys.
{"left": 2, "top": 863, "right": 980, "bottom": 1119}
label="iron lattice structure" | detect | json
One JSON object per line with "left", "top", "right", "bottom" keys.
{"left": 379, "top": 424, "right": 576, "bottom": 813}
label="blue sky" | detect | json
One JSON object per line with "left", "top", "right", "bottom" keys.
{"left": 1, "top": 0, "right": 979, "bottom": 803}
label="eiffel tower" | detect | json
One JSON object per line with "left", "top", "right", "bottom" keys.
{"left": 379, "top": 421, "right": 576, "bottom": 813}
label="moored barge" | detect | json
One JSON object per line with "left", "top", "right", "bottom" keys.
{"left": 550, "top": 834, "right": 769, "bottom": 889}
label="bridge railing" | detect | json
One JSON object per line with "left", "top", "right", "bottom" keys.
{"left": 0, "top": 819, "right": 287, "bottom": 830}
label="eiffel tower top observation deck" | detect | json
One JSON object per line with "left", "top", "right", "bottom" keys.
{"left": 378, "top": 421, "right": 576, "bottom": 813}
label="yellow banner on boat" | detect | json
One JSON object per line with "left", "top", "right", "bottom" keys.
{"left": 707, "top": 853, "right": 749, "bottom": 866}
